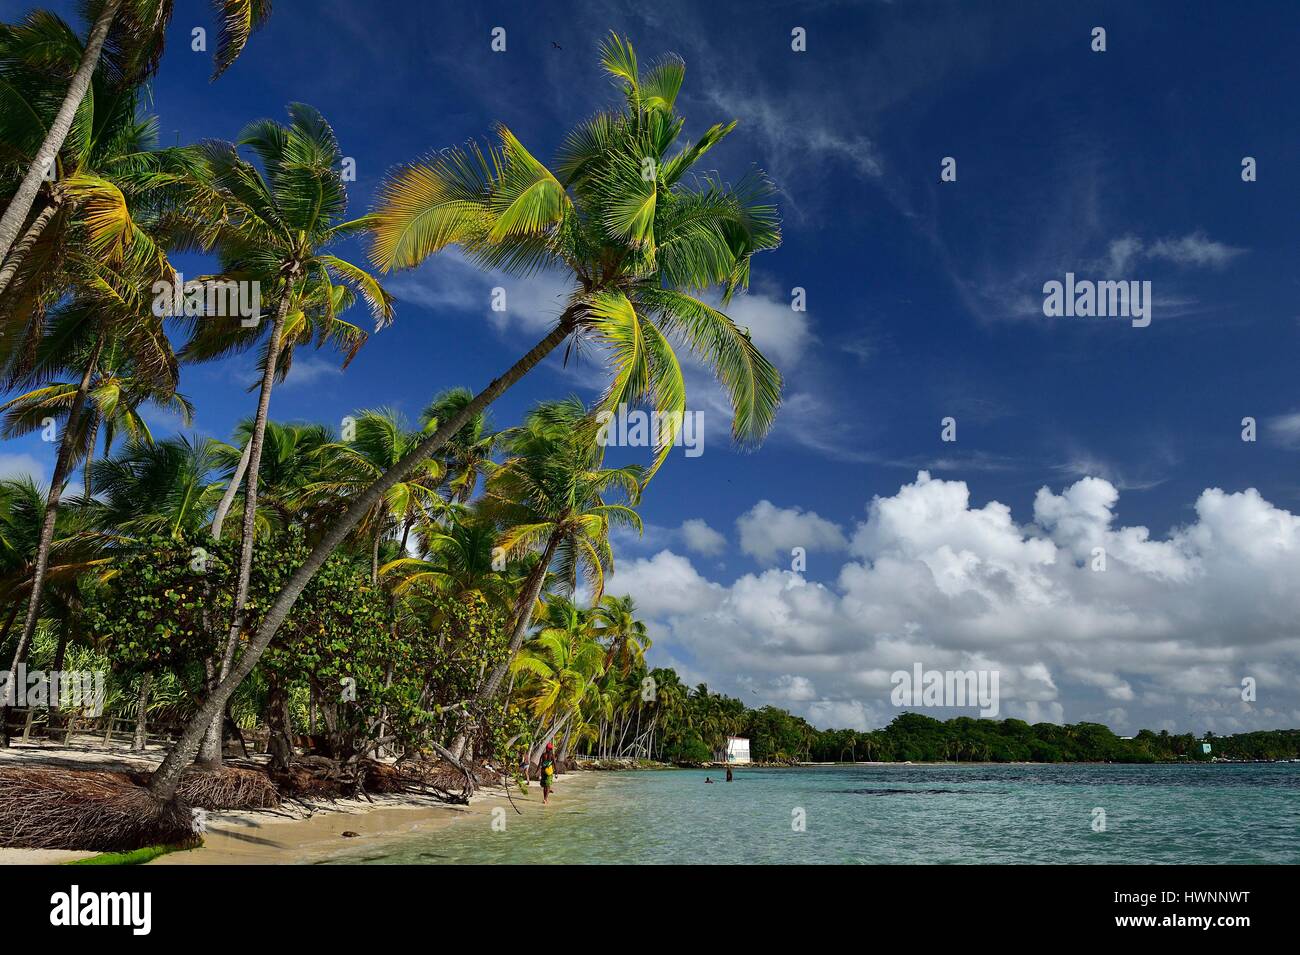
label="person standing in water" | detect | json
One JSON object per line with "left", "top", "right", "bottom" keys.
{"left": 540, "top": 742, "right": 556, "bottom": 805}
{"left": 726, "top": 765, "right": 734, "bottom": 782}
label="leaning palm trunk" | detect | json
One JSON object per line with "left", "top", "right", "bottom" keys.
{"left": 1, "top": 337, "right": 102, "bottom": 745}
{"left": 209, "top": 437, "right": 253, "bottom": 539}
{"left": 148, "top": 313, "right": 578, "bottom": 800}
{"left": 449, "top": 530, "right": 561, "bottom": 762}
{"left": 0, "top": 195, "right": 63, "bottom": 301}
{"left": 557, "top": 720, "right": 575, "bottom": 762}
{"left": 199, "top": 286, "right": 292, "bottom": 767}
{"left": 0, "top": 0, "right": 120, "bottom": 267}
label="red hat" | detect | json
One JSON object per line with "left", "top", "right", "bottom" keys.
{"left": 545, "top": 742, "right": 554, "bottom": 750}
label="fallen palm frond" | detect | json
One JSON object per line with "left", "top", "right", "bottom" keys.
{"left": 0, "top": 767, "right": 196, "bottom": 852}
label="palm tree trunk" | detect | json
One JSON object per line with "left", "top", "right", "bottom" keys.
{"left": 370, "top": 523, "right": 383, "bottom": 585}
{"left": 132, "top": 672, "right": 151, "bottom": 752}
{"left": 210, "top": 436, "right": 252, "bottom": 538}
{"left": 199, "top": 282, "right": 293, "bottom": 767}
{"left": 265, "top": 676, "right": 293, "bottom": 771}
{"left": 1, "top": 336, "right": 102, "bottom": 746}
{"left": 448, "top": 531, "right": 560, "bottom": 762}
{"left": 48, "top": 622, "right": 70, "bottom": 732}
{"left": 0, "top": 196, "right": 63, "bottom": 301}
{"left": 82, "top": 417, "right": 99, "bottom": 499}
{"left": 529, "top": 709, "right": 572, "bottom": 764}
{"left": 0, "top": 0, "right": 120, "bottom": 266}
{"left": 148, "top": 312, "right": 578, "bottom": 800}
{"left": 558, "top": 720, "right": 575, "bottom": 762}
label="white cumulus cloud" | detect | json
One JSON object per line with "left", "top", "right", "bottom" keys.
{"left": 607, "top": 472, "right": 1300, "bottom": 735}
{"left": 737, "top": 500, "right": 848, "bottom": 563}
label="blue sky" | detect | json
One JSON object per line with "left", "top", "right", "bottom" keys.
{"left": 9, "top": 0, "right": 1300, "bottom": 734}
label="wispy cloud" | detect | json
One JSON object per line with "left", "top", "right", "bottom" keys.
{"left": 1104, "top": 232, "right": 1247, "bottom": 273}
{"left": 385, "top": 249, "right": 576, "bottom": 336}
{"left": 0, "top": 452, "right": 48, "bottom": 483}
{"left": 1052, "top": 451, "right": 1169, "bottom": 492}
{"left": 279, "top": 356, "right": 346, "bottom": 389}
{"left": 1266, "top": 412, "right": 1300, "bottom": 449}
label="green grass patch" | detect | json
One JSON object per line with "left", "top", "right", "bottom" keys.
{"left": 67, "top": 843, "right": 191, "bottom": 866}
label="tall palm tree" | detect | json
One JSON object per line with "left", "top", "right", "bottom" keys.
{"left": 0, "top": 13, "right": 179, "bottom": 303}
{"left": 180, "top": 104, "right": 392, "bottom": 767}
{"left": 512, "top": 595, "right": 605, "bottom": 759}
{"left": 0, "top": 242, "right": 178, "bottom": 745}
{"left": 644, "top": 666, "right": 686, "bottom": 760}
{"left": 0, "top": 1, "right": 268, "bottom": 269}
{"left": 192, "top": 278, "right": 371, "bottom": 539}
{"left": 446, "top": 398, "right": 642, "bottom": 759}
{"left": 0, "top": 475, "right": 105, "bottom": 742}
{"left": 381, "top": 508, "right": 517, "bottom": 611}
{"left": 148, "top": 35, "right": 781, "bottom": 799}
{"left": 590, "top": 593, "right": 650, "bottom": 676}
{"left": 1, "top": 337, "right": 195, "bottom": 497}
{"left": 210, "top": 420, "right": 334, "bottom": 540}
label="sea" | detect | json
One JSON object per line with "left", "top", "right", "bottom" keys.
{"left": 329, "top": 763, "right": 1300, "bottom": 865}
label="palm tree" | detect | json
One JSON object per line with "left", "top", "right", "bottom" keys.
{"left": 0, "top": 240, "right": 179, "bottom": 745}
{"left": 0, "top": 477, "right": 91, "bottom": 635}
{"left": 147, "top": 35, "right": 781, "bottom": 799}
{"left": 210, "top": 420, "right": 334, "bottom": 540}
{"left": 88, "top": 435, "right": 222, "bottom": 539}
{"left": 0, "top": 1, "right": 268, "bottom": 270}
{"left": 0, "top": 475, "right": 105, "bottom": 742}
{"left": 193, "top": 278, "right": 372, "bottom": 539}
{"left": 1, "top": 338, "right": 195, "bottom": 497}
{"left": 446, "top": 398, "right": 642, "bottom": 760}
{"left": 180, "top": 104, "right": 391, "bottom": 767}
{"left": 421, "top": 388, "right": 498, "bottom": 503}
{"left": 381, "top": 508, "right": 517, "bottom": 611}
{"left": 512, "top": 595, "right": 605, "bottom": 761}
{"left": 303, "top": 408, "right": 443, "bottom": 583}
{"left": 0, "top": 15, "right": 179, "bottom": 303}
{"left": 644, "top": 666, "right": 686, "bottom": 760}
{"left": 591, "top": 593, "right": 650, "bottom": 675}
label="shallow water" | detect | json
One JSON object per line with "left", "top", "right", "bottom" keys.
{"left": 335, "top": 763, "right": 1300, "bottom": 864}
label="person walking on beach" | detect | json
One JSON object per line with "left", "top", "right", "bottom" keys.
{"left": 540, "top": 742, "right": 556, "bottom": 805}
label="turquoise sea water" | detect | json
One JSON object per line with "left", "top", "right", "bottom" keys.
{"left": 335, "top": 763, "right": 1300, "bottom": 865}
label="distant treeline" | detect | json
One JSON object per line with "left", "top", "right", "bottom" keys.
{"left": 659, "top": 690, "right": 1300, "bottom": 764}
{"left": 804, "top": 713, "right": 1300, "bottom": 764}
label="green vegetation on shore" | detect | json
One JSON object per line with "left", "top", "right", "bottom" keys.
{"left": 67, "top": 843, "right": 185, "bottom": 865}
{"left": 648, "top": 698, "right": 1300, "bottom": 765}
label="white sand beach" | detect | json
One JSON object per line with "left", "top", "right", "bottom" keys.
{"left": 0, "top": 739, "right": 591, "bottom": 865}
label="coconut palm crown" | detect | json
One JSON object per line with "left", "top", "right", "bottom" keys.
{"left": 369, "top": 32, "right": 782, "bottom": 479}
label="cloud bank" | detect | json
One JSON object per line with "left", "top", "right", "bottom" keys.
{"left": 610, "top": 472, "right": 1300, "bottom": 734}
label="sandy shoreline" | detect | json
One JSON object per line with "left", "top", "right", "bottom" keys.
{"left": 155, "top": 771, "right": 593, "bottom": 865}
{"left": 0, "top": 740, "right": 594, "bottom": 865}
